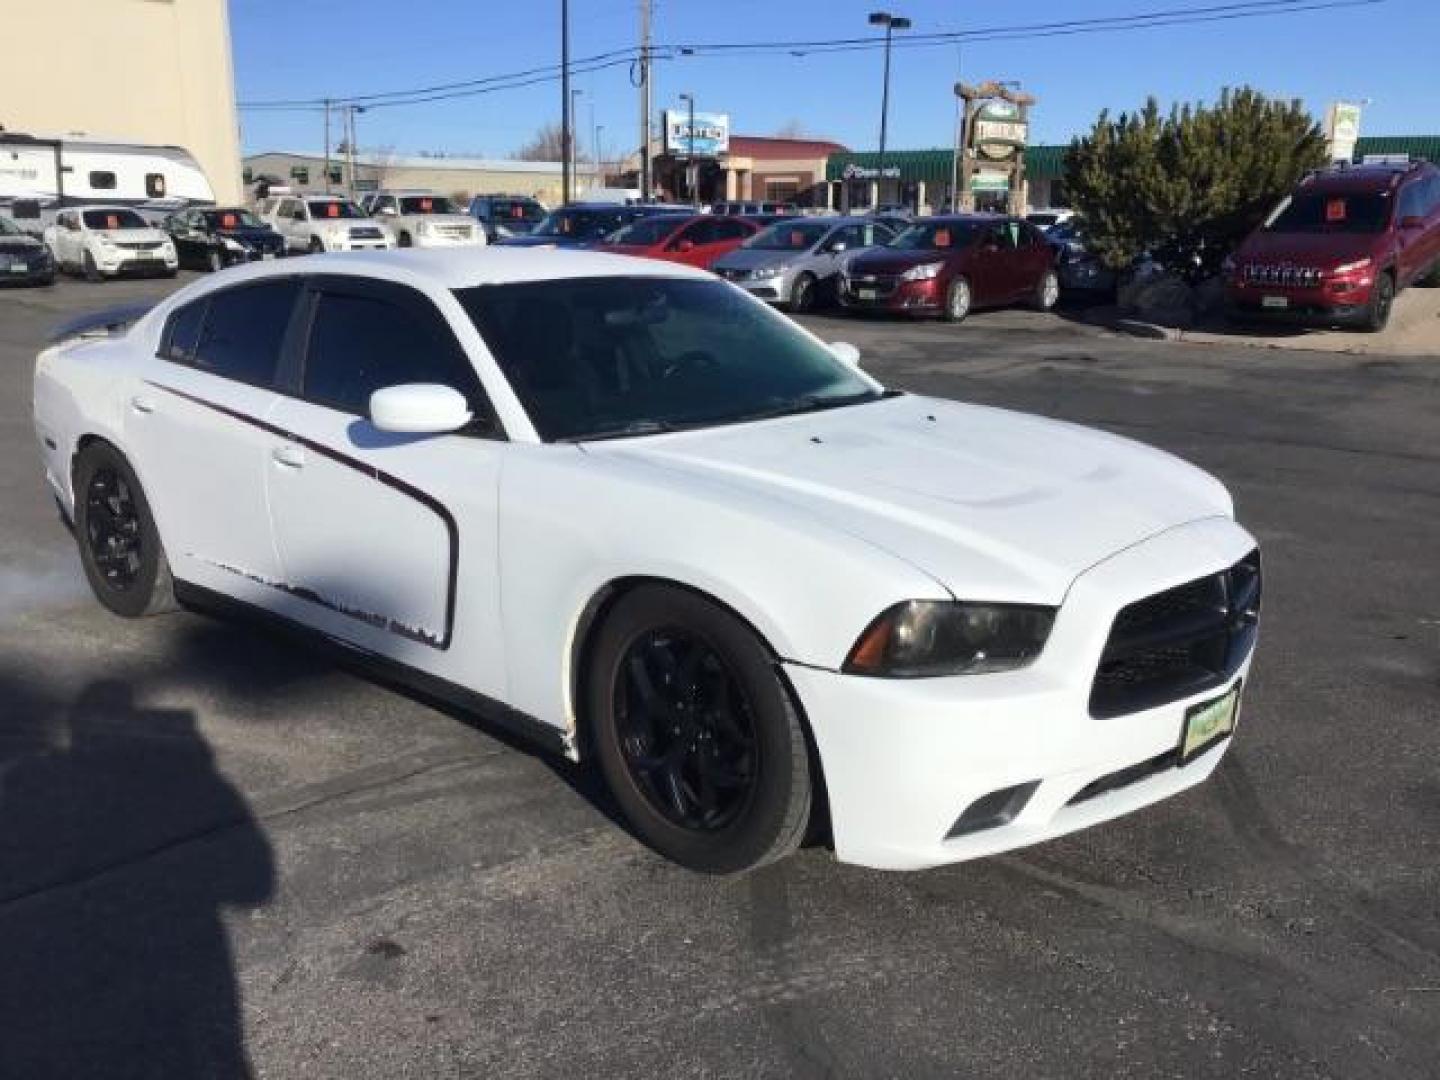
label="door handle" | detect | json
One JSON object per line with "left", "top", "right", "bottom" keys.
{"left": 130, "top": 395, "right": 156, "bottom": 415}
{"left": 271, "top": 443, "right": 306, "bottom": 469}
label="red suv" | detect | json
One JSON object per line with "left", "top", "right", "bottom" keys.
{"left": 1226, "top": 159, "right": 1440, "bottom": 331}
{"left": 839, "top": 215, "right": 1058, "bottom": 322}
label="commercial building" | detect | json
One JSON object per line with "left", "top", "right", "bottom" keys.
{"left": 824, "top": 146, "right": 1067, "bottom": 213}
{"left": 649, "top": 136, "right": 848, "bottom": 206}
{"left": 0, "top": 0, "right": 243, "bottom": 203}
{"left": 243, "top": 151, "right": 601, "bottom": 206}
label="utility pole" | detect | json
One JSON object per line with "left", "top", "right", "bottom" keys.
{"left": 323, "top": 99, "right": 332, "bottom": 193}
{"left": 679, "top": 93, "right": 696, "bottom": 206}
{"left": 868, "top": 11, "right": 911, "bottom": 208}
{"left": 561, "top": 0, "right": 572, "bottom": 204}
{"left": 638, "top": 0, "right": 652, "bottom": 200}
{"left": 571, "top": 88, "right": 584, "bottom": 195}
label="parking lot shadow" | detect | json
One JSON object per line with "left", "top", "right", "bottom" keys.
{"left": 0, "top": 673, "right": 273, "bottom": 1079}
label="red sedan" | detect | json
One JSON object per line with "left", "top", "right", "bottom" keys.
{"left": 599, "top": 214, "right": 760, "bottom": 269}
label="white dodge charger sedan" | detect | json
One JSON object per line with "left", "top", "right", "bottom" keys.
{"left": 33, "top": 249, "right": 1261, "bottom": 873}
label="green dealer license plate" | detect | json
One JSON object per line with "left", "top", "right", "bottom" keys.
{"left": 1180, "top": 684, "right": 1240, "bottom": 764}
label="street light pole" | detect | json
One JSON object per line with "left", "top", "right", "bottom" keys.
{"left": 679, "top": 92, "right": 696, "bottom": 207}
{"left": 561, "top": 0, "right": 571, "bottom": 204}
{"left": 571, "top": 88, "right": 584, "bottom": 194}
{"left": 868, "top": 10, "right": 910, "bottom": 209}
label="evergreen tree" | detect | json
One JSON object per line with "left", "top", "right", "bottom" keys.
{"left": 1064, "top": 87, "right": 1327, "bottom": 274}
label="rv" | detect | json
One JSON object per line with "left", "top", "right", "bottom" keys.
{"left": 0, "top": 131, "right": 215, "bottom": 233}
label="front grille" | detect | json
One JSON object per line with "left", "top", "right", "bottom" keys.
{"left": 350, "top": 227, "right": 385, "bottom": 240}
{"left": 1242, "top": 263, "right": 1323, "bottom": 287}
{"left": 116, "top": 240, "right": 163, "bottom": 251}
{"left": 843, "top": 273, "right": 899, "bottom": 298}
{"left": 1089, "top": 550, "right": 1261, "bottom": 718}
{"left": 434, "top": 224, "right": 473, "bottom": 240}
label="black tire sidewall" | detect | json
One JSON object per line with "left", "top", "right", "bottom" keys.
{"left": 1368, "top": 274, "right": 1394, "bottom": 332}
{"left": 791, "top": 273, "right": 815, "bottom": 312}
{"left": 587, "top": 586, "right": 810, "bottom": 873}
{"left": 74, "top": 443, "right": 168, "bottom": 618}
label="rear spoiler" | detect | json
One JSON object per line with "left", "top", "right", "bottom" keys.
{"left": 47, "top": 301, "right": 155, "bottom": 344}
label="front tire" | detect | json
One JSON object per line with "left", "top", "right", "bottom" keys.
{"left": 398, "top": 232, "right": 413, "bottom": 248}
{"left": 587, "top": 585, "right": 813, "bottom": 873}
{"left": 83, "top": 251, "right": 103, "bottom": 283}
{"left": 943, "top": 276, "right": 973, "bottom": 323}
{"left": 1364, "top": 272, "right": 1395, "bottom": 332}
{"left": 208, "top": 248, "right": 225, "bottom": 273}
{"left": 789, "top": 272, "right": 817, "bottom": 313}
{"left": 309, "top": 236, "right": 324, "bottom": 254}
{"left": 73, "top": 442, "right": 176, "bottom": 618}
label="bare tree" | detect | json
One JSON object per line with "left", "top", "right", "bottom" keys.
{"left": 512, "top": 123, "right": 567, "bottom": 162}
{"left": 773, "top": 119, "right": 808, "bottom": 139}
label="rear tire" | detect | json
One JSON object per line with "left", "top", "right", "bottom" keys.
{"left": 586, "top": 585, "right": 813, "bottom": 874}
{"left": 73, "top": 442, "right": 177, "bottom": 618}
{"left": 308, "top": 236, "right": 324, "bottom": 254}
{"left": 1033, "top": 268, "right": 1060, "bottom": 311}
{"left": 83, "top": 251, "right": 103, "bottom": 283}
{"left": 1418, "top": 259, "right": 1440, "bottom": 288}
{"left": 943, "top": 276, "right": 973, "bottom": 323}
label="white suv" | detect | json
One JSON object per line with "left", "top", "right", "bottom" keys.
{"left": 45, "top": 206, "right": 178, "bottom": 281}
{"left": 362, "top": 191, "right": 484, "bottom": 248}
{"left": 260, "top": 195, "right": 394, "bottom": 254}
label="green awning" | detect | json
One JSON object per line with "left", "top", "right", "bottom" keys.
{"left": 826, "top": 145, "right": 1069, "bottom": 184}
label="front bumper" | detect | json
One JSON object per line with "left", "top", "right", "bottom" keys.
{"left": 789, "top": 516, "right": 1258, "bottom": 870}
{"left": 99, "top": 251, "right": 178, "bottom": 276}
{"left": 1226, "top": 278, "right": 1373, "bottom": 325}
{"left": 839, "top": 275, "right": 942, "bottom": 313}
{"left": 411, "top": 231, "right": 485, "bottom": 248}
{"left": 0, "top": 253, "right": 54, "bottom": 284}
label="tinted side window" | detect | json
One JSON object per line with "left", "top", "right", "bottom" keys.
{"left": 683, "top": 219, "right": 719, "bottom": 245}
{"left": 89, "top": 171, "right": 117, "bottom": 190}
{"left": 712, "top": 218, "right": 752, "bottom": 241}
{"left": 191, "top": 281, "right": 300, "bottom": 387}
{"left": 303, "top": 289, "right": 484, "bottom": 417}
{"left": 161, "top": 299, "right": 208, "bottom": 361}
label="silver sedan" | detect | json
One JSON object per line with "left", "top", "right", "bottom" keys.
{"left": 711, "top": 217, "right": 895, "bottom": 312}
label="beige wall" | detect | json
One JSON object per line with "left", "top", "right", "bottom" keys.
{"left": 1, "top": 0, "right": 243, "bottom": 202}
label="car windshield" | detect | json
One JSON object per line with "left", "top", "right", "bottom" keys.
{"left": 1264, "top": 191, "right": 1392, "bottom": 235}
{"left": 888, "top": 220, "right": 984, "bottom": 250}
{"left": 745, "top": 220, "right": 831, "bottom": 251}
{"left": 203, "top": 209, "right": 264, "bottom": 230}
{"left": 1026, "top": 213, "right": 1061, "bottom": 228}
{"left": 307, "top": 200, "right": 367, "bottom": 220}
{"left": 533, "top": 208, "right": 634, "bottom": 240}
{"left": 604, "top": 216, "right": 683, "bottom": 246}
{"left": 455, "top": 277, "right": 882, "bottom": 442}
{"left": 399, "top": 196, "right": 455, "bottom": 214}
{"left": 82, "top": 209, "right": 148, "bottom": 230}
{"left": 488, "top": 199, "right": 545, "bottom": 223}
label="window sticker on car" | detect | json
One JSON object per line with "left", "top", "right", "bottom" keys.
{"left": 1326, "top": 198, "right": 1347, "bottom": 222}
{"left": 326, "top": 204, "right": 340, "bottom": 218}
{"left": 512, "top": 206, "right": 525, "bottom": 218}
{"left": 222, "top": 213, "right": 238, "bottom": 229}
{"left": 421, "top": 198, "right": 433, "bottom": 212}
{"left": 935, "top": 229, "right": 951, "bottom": 248}
{"left": 106, "top": 214, "right": 119, "bottom": 229}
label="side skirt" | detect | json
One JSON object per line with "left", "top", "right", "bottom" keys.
{"left": 172, "top": 579, "right": 572, "bottom": 760}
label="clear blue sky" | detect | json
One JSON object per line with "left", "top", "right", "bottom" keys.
{"left": 232, "top": 0, "right": 1440, "bottom": 160}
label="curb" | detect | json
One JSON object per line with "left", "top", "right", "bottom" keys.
{"left": 1076, "top": 306, "right": 1186, "bottom": 341}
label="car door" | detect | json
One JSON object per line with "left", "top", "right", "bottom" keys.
{"left": 1394, "top": 180, "right": 1430, "bottom": 286}
{"left": 125, "top": 277, "right": 302, "bottom": 606}
{"left": 262, "top": 275, "right": 506, "bottom": 684}
{"left": 664, "top": 218, "right": 717, "bottom": 266}
{"left": 967, "top": 224, "right": 1014, "bottom": 306}
{"left": 1014, "top": 221, "right": 1054, "bottom": 297}
{"left": 705, "top": 217, "right": 757, "bottom": 265}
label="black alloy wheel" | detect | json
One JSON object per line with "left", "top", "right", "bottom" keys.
{"left": 588, "top": 585, "right": 814, "bottom": 873}
{"left": 73, "top": 443, "right": 176, "bottom": 618}
{"left": 615, "top": 627, "right": 758, "bottom": 831}
{"left": 1365, "top": 272, "right": 1395, "bottom": 333}
{"left": 790, "top": 272, "right": 817, "bottom": 313}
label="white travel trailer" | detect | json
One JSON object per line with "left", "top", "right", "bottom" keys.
{"left": 0, "top": 131, "right": 215, "bottom": 232}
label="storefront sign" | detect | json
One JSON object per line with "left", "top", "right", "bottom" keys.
{"left": 1326, "top": 101, "right": 1362, "bottom": 162}
{"left": 841, "top": 163, "right": 902, "bottom": 180}
{"left": 664, "top": 110, "right": 730, "bottom": 158}
{"left": 972, "top": 100, "right": 1027, "bottom": 161}
{"left": 970, "top": 171, "right": 1009, "bottom": 192}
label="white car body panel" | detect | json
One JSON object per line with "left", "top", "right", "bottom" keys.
{"left": 43, "top": 205, "right": 178, "bottom": 277}
{"left": 364, "top": 191, "right": 486, "bottom": 249}
{"left": 33, "top": 248, "right": 1259, "bottom": 870}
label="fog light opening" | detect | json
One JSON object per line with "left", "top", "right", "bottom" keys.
{"left": 945, "top": 780, "right": 1040, "bottom": 840}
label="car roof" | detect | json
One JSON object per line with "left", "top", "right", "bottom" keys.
{"left": 170, "top": 247, "right": 714, "bottom": 293}
{"left": 1304, "top": 163, "right": 1431, "bottom": 193}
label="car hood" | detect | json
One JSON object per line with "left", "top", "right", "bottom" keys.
{"left": 403, "top": 213, "right": 475, "bottom": 227}
{"left": 1236, "top": 230, "right": 1379, "bottom": 266}
{"left": 497, "top": 234, "right": 588, "bottom": 248}
{"left": 711, "top": 248, "right": 797, "bottom": 272}
{"left": 590, "top": 394, "right": 1234, "bottom": 602}
{"left": 218, "top": 227, "right": 282, "bottom": 242}
{"left": 99, "top": 228, "right": 169, "bottom": 244}
{"left": 846, "top": 248, "right": 955, "bottom": 275}
{"left": 0, "top": 233, "right": 43, "bottom": 251}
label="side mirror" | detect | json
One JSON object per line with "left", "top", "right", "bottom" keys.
{"left": 828, "top": 342, "right": 862, "bottom": 368}
{"left": 828, "top": 241, "right": 848, "bottom": 254}
{"left": 673, "top": 238, "right": 695, "bottom": 253}
{"left": 369, "top": 384, "right": 473, "bottom": 434}
{"left": 1400, "top": 215, "right": 1424, "bottom": 230}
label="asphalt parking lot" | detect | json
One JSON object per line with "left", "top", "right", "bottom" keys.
{"left": 2, "top": 274, "right": 1437, "bottom": 1079}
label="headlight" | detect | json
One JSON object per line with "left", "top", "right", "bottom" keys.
{"left": 901, "top": 261, "right": 945, "bottom": 282}
{"left": 844, "top": 601, "right": 1056, "bottom": 678}
{"left": 1333, "top": 257, "right": 1372, "bottom": 276}
{"left": 221, "top": 236, "right": 246, "bottom": 253}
